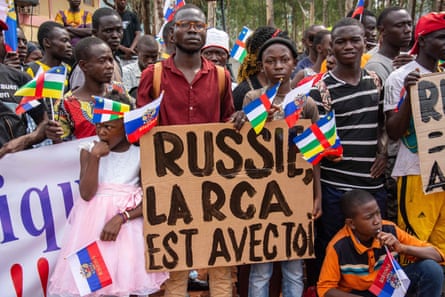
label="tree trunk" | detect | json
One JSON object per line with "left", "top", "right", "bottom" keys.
{"left": 155, "top": 0, "right": 164, "bottom": 35}
{"left": 309, "top": 0, "right": 315, "bottom": 25}
{"left": 411, "top": 0, "right": 416, "bottom": 20}
{"left": 337, "top": 0, "right": 344, "bottom": 19}
{"left": 266, "top": 0, "right": 274, "bottom": 26}
{"left": 296, "top": 0, "right": 307, "bottom": 43}
{"left": 419, "top": 0, "right": 426, "bottom": 14}
{"left": 207, "top": 1, "right": 216, "bottom": 27}
{"left": 366, "top": 0, "right": 372, "bottom": 8}
{"left": 345, "top": 0, "right": 353, "bottom": 16}
{"left": 225, "top": 0, "right": 230, "bottom": 33}
{"left": 283, "top": 1, "right": 288, "bottom": 32}
{"left": 143, "top": 0, "right": 151, "bottom": 35}
{"left": 322, "top": 0, "right": 328, "bottom": 26}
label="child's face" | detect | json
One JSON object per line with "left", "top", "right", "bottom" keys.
{"left": 350, "top": 200, "right": 382, "bottom": 242}
{"left": 261, "top": 43, "right": 296, "bottom": 84}
{"left": 96, "top": 119, "right": 127, "bottom": 151}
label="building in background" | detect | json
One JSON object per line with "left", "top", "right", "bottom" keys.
{"left": 15, "top": 0, "right": 99, "bottom": 42}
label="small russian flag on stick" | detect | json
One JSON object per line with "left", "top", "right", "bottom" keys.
{"left": 124, "top": 91, "right": 164, "bottom": 143}
{"left": 67, "top": 241, "right": 112, "bottom": 296}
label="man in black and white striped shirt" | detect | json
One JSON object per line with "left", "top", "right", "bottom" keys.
{"left": 309, "top": 17, "right": 387, "bottom": 281}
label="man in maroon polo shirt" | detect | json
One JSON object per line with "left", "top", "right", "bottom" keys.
{"left": 137, "top": 4, "right": 235, "bottom": 297}
{"left": 137, "top": 5, "right": 233, "bottom": 125}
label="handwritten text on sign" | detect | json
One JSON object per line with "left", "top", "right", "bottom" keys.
{"left": 410, "top": 72, "right": 445, "bottom": 194}
{"left": 140, "top": 120, "right": 314, "bottom": 271}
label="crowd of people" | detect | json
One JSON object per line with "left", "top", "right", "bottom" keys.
{"left": 1, "top": 0, "right": 445, "bottom": 296}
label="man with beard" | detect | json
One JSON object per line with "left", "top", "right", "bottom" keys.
{"left": 137, "top": 4, "right": 234, "bottom": 297}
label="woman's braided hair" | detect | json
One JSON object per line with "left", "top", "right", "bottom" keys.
{"left": 237, "top": 26, "right": 288, "bottom": 83}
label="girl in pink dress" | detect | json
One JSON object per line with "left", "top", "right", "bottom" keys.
{"left": 49, "top": 93, "right": 168, "bottom": 297}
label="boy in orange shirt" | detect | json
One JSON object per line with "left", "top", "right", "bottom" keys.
{"left": 317, "top": 189, "right": 444, "bottom": 297}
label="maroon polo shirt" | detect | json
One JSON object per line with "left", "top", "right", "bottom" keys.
{"left": 137, "top": 55, "right": 234, "bottom": 125}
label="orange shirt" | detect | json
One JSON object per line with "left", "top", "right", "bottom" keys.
{"left": 317, "top": 220, "right": 444, "bottom": 297}
{"left": 55, "top": 9, "right": 92, "bottom": 28}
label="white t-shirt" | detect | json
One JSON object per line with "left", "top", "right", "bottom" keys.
{"left": 383, "top": 60, "right": 431, "bottom": 177}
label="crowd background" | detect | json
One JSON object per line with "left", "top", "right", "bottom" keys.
{"left": 104, "top": 0, "right": 441, "bottom": 48}
{"left": 2, "top": 0, "right": 445, "bottom": 297}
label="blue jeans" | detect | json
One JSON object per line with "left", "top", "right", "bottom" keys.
{"left": 248, "top": 260, "right": 303, "bottom": 297}
{"left": 404, "top": 259, "right": 444, "bottom": 296}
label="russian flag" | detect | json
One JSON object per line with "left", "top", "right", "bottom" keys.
{"left": 67, "top": 241, "right": 112, "bottom": 296}
{"left": 15, "top": 97, "right": 41, "bottom": 115}
{"left": 163, "top": 0, "right": 185, "bottom": 22}
{"left": 176, "top": 0, "right": 185, "bottom": 9}
{"left": 351, "top": 0, "right": 365, "bottom": 19}
{"left": 369, "top": 246, "right": 410, "bottom": 297}
{"left": 124, "top": 91, "right": 164, "bottom": 143}
{"left": 283, "top": 76, "right": 320, "bottom": 127}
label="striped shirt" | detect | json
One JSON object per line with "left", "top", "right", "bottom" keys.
{"left": 317, "top": 221, "right": 443, "bottom": 296}
{"left": 309, "top": 70, "right": 384, "bottom": 191}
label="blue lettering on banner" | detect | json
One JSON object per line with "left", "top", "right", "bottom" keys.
{"left": 0, "top": 174, "right": 78, "bottom": 253}
{"left": 0, "top": 175, "right": 19, "bottom": 243}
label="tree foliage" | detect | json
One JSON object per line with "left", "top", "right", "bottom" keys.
{"left": 129, "top": 0, "right": 443, "bottom": 49}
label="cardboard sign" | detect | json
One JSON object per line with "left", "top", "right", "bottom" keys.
{"left": 140, "top": 120, "right": 314, "bottom": 271}
{"left": 410, "top": 72, "right": 445, "bottom": 194}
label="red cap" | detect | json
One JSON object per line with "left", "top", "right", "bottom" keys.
{"left": 0, "top": 19, "right": 8, "bottom": 31}
{"left": 410, "top": 12, "right": 445, "bottom": 55}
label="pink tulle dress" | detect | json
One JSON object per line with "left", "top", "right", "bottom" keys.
{"left": 49, "top": 145, "right": 169, "bottom": 297}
